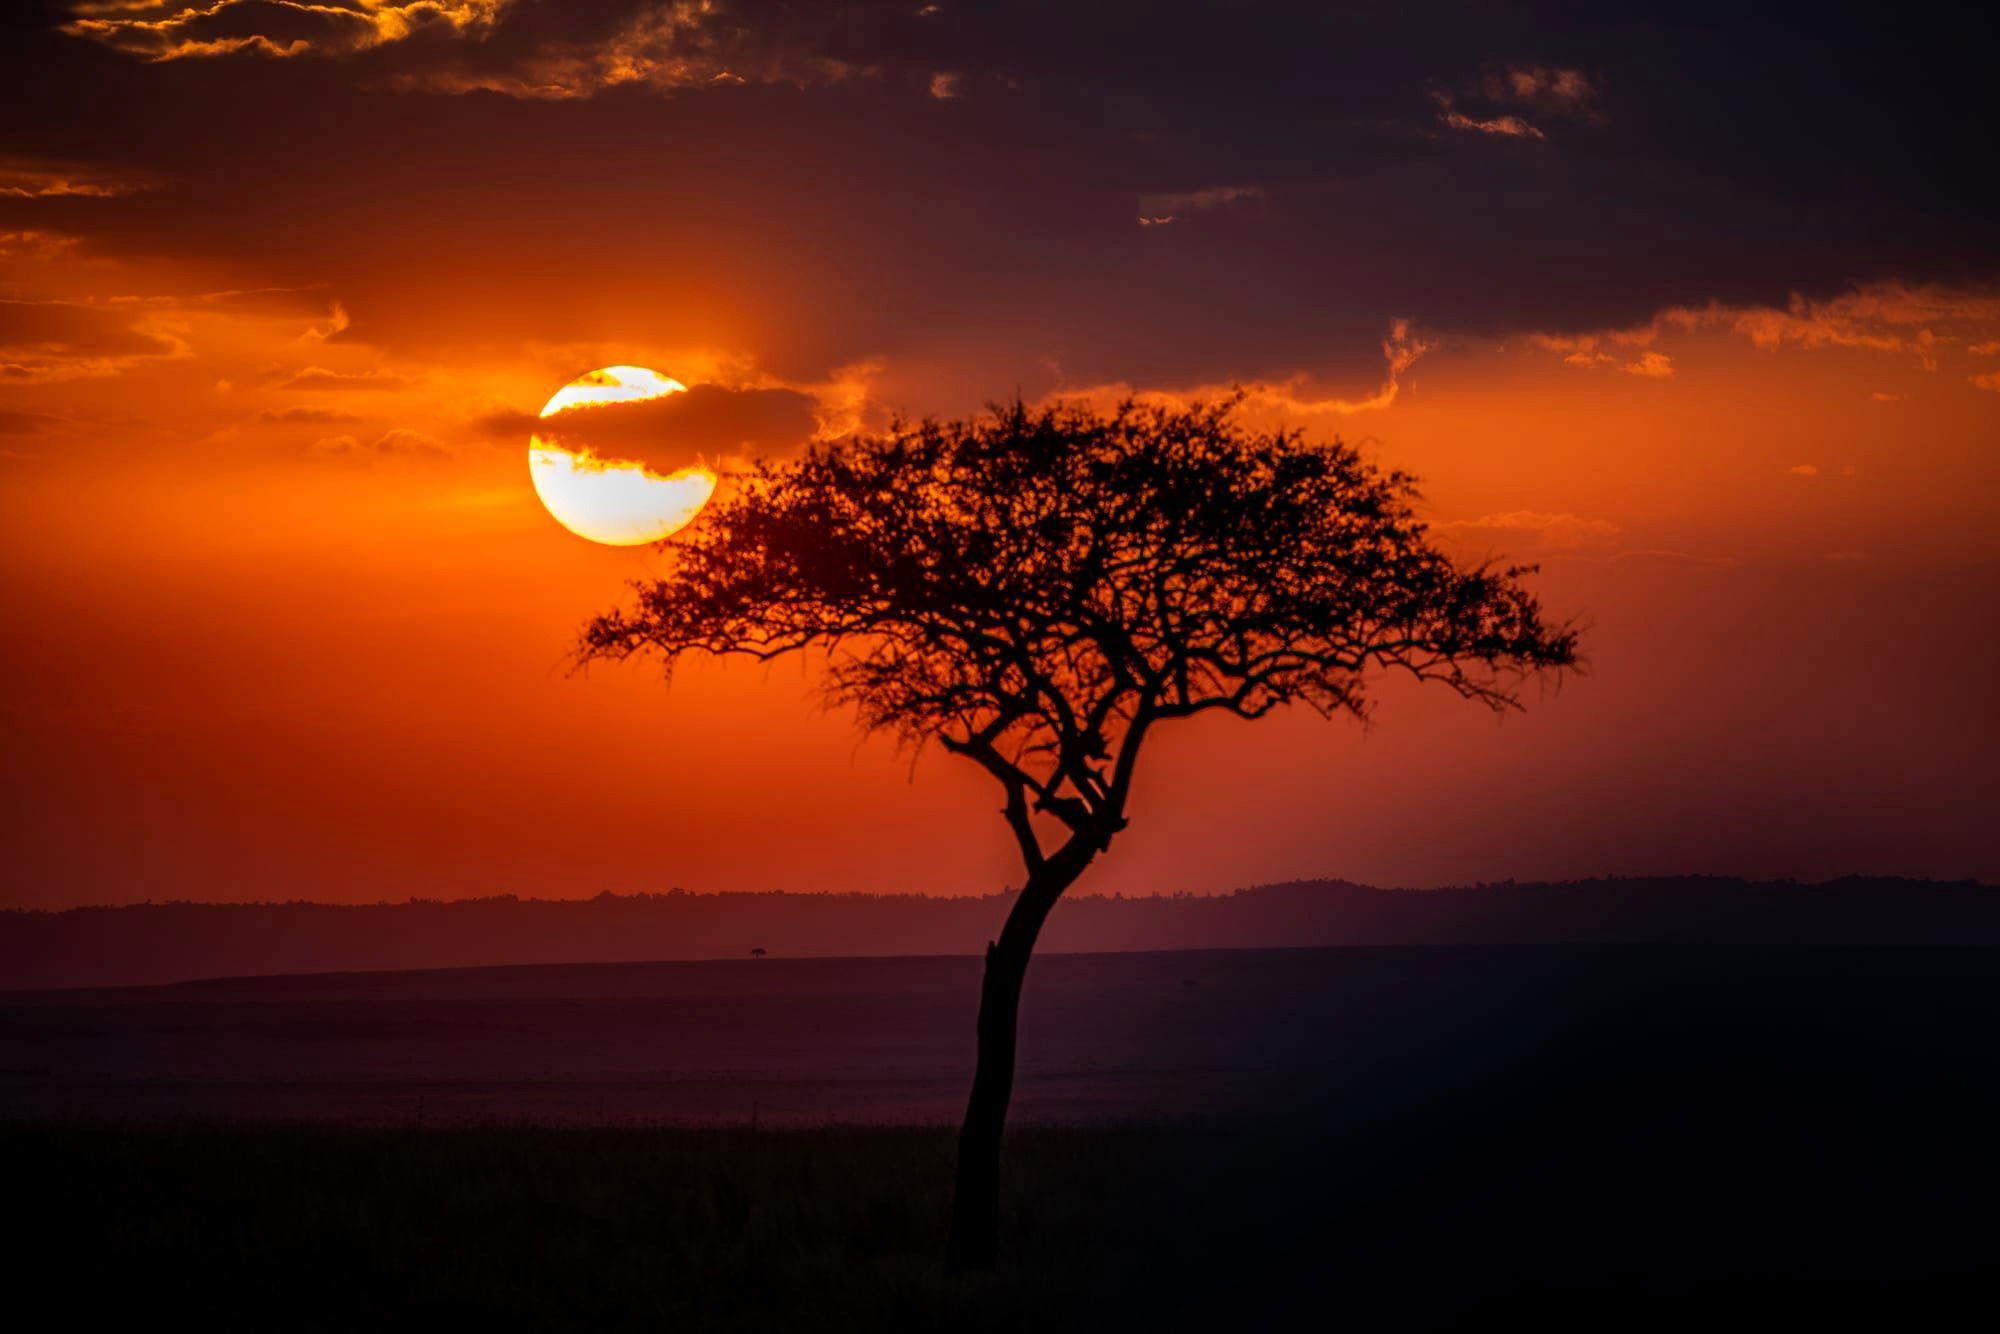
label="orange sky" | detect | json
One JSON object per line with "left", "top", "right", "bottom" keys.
{"left": 2, "top": 2, "right": 1995, "bottom": 906}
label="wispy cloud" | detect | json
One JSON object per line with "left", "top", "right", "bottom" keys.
{"left": 277, "top": 365, "right": 419, "bottom": 392}
{"left": 258, "top": 405, "right": 364, "bottom": 425}
{"left": 61, "top": 0, "right": 504, "bottom": 62}
{"left": 1134, "top": 185, "right": 1263, "bottom": 226}
{"left": 1531, "top": 281, "right": 2000, "bottom": 380}
{"left": 1609, "top": 549, "right": 1740, "bottom": 568}
{"left": 1432, "top": 66, "right": 1599, "bottom": 140}
{"left": 1661, "top": 283, "right": 2000, "bottom": 369}
{"left": 384, "top": 2, "right": 861, "bottom": 100}
{"left": 0, "top": 156, "right": 155, "bottom": 199}
{"left": 1435, "top": 510, "right": 1622, "bottom": 551}
{"left": 1489, "top": 66, "right": 1602, "bottom": 125}
{"left": 309, "top": 427, "right": 451, "bottom": 461}
{"left": 1434, "top": 100, "right": 1543, "bottom": 139}
{"left": 799, "top": 359, "right": 886, "bottom": 440}
{"left": 1263, "top": 320, "right": 1434, "bottom": 414}
{"left": 1531, "top": 332, "right": 1670, "bottom": 377}
{"left": 0, "top": 230, "right": 84, "bottom": 261}
{"left": 1048, "top": 321, "right": 1435, "bottom": 421}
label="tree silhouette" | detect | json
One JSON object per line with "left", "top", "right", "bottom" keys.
{"left": 580, "top": 397, "right": 1579, "bottom": 1271}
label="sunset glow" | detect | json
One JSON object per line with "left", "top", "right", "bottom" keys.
{"left": 0, "top": 2, "right": 1991, "bottom": 908}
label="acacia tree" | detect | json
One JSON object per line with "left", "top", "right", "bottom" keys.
{"left": 580, "top": 397, "right": 1578, "bottom": 1271}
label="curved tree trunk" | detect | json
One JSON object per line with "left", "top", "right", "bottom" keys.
{"left": 945, "top": 851, "right": 1092, "bottom": 1272}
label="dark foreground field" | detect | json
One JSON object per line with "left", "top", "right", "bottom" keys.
{"left": 7, "top": 945, "right": 1999, "bottom": 1330}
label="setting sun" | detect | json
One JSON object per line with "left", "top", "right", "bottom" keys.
{"left": 529, "top": 366, "right": 719, "bottom": 545}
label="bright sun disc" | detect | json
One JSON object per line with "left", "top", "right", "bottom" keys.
{"left": 529, "top": 365, "right": 718, "bottom": 545}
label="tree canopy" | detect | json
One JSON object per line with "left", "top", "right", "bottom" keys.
{"left": 581, "top": 397, "right": 1579, "bottom": 874}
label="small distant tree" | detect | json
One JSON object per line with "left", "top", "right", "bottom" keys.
{"left": 580, "top": 397, "right": 1578, "bottom": 1271}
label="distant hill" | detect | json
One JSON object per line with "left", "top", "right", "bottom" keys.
{"left": 2, "top": 876, "right": 1994, "bottom": 990}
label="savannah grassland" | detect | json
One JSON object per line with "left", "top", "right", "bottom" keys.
{"left": 9, "top": 1105, "right": 1993, "bottom": 1333}
{"left": 8, "top": 944, "right": 1998, "bottom": 1331}
{"left": 11, "top": 1123, "right": 1189, "bottom": 1332}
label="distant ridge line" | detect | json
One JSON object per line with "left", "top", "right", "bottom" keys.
{"left": 3, "top": 875, "right": 1994, "bottom": 990}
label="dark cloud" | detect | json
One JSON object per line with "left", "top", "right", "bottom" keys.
{"left": 0, "top": 298, "right": 174, "bottom": 358}
{"left": 4, "top": 2, "right": 1993, "bottom": 390}
{"left": 196, "top": 286, "right": 340, "bottom": 321}
{"left": 0, "top": 408, "right": 60, "bottom": 434}
{"left": 539, "top": 383, "right": 819, "bottom": 473}
{"left": 0, "top": 297, "right": 184, "bottom": 378}
{"left": 61, "top": 0, "right": 499, "bottom": 62}
{"left": 469, "top": 407, "right": 539, "bottom": 440}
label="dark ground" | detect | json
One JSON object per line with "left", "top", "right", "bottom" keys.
{"left": 6, "top": 945, "right": 1998, "bottom": 1330}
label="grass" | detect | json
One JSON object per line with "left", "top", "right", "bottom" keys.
{"left": 15, "top": 948, "right": 2000, "bottom": 1331}
{"left": 5, "top": 1121, "right": 1196, "bottom": 1333}
{"left": 11, "top": 1101, "right": 1999, "bottom": 1332}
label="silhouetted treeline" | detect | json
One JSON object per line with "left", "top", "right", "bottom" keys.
{"left": 2, "top": 875, "right": 1993, "bottom": 990}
